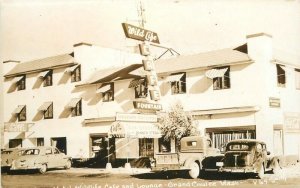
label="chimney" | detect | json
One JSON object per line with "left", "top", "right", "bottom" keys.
{"left": 246, "top": 33, "right": 273, "bottom": 61}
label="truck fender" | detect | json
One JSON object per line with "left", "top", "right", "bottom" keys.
{"left": 183, "top": 157, "right": 203, "bottom": 170}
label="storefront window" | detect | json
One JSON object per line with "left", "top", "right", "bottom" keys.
{"left": 159, "top": 138, "right": 171, "bottom": 153}
{"left": 139, "top": 138, "right": 154, "bottom": 157}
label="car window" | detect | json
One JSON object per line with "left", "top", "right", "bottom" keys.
{"left": 227, "top": 144, "right": 250, "bottom": 151}
{"left": 1, "top": 151, "right": 12, "bottom": 154}
{"left": 23, "top": 149, "right": 39, "bottom": 155}
{"left": 45, "top": 148, "right": 52, "bottom": 155}
{"left": 186, "top": 141, "right": 197, "bottom": 146}
{"left": 256, "top": 144, "right": 262, "bottom": 152}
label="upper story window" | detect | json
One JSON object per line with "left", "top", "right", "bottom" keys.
{"left": 17, "top": 75, "right": 26, "bottom": 91}
{"left": 98, "top": 83, "right": 114, "bottom": 102}
{"left": 42, "top": 70, "right": 53, "bottom": 87}
{"left": 167, "top": 72, "right": 186, "bottom": 95}
{"left": 71, "top": 65, "right": 81, "bottom": 82}
{"left": 13, "top": 105, "right": 26, "bottom": 121}
{"left": 295, "top": 68, "right": 300, "bottom": 90}
{"left": 213, "top": 66, "right": 230, "bottom": 90}
{"left": 38, "top": 102, "right": 53, "bottom": 119}
{"left": 276, "top": 64, "right": 286, "bottom": 87}
{"left": 72, "top": 99, "right": 82, "bottom": 116}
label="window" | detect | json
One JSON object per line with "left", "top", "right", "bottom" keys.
{"left": 72, "top": 99, "right": 82, "bottom": 116}
{"left": 276, "top": 64, "right": 286, "bottom": 87}
{"left": 295, "top": 69, "right": 300, "bottom": 90}
{"left": 18, "top": 106, "right": 26, "bottom": 122}
{"left": 159, "top": 138, "right": 171, "bottom": 152}
{"left": 213, "top": 66, "right": 230, "bottom": 90}
{"left": 43, "top": 70, "right": 53, "bottom": 87}
{"left": 9, "top": 139, "right": 22, "bottom": 148}
{"left": 71, "top": 65, "right": 81, "bottom": 82}
{"left": 44, "top": 102, "right": 53, "bottom": 119}
{"left": 17, "top": 75, "right": 26, "bottom": 90}
{"left": 171, "top": 73, "right": 186, "bottom": 94}
{"left": 135, "top": 79, "right": 148, "bottom": 98}
{"left": 45, "top": 148, "right": 52, "bottom": 155}
{"left": 37, "top": 138, "right": 44, "bottom": 146}
{"left": 102, "top": 83, "right": 114, "bottom": 102}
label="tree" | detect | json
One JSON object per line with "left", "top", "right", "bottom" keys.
{"left": 158, "top": 101, "right": 199, "bottom": 142}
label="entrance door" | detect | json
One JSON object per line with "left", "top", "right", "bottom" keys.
{"left": 273, "top": 129, "right": 283, "bottom": 155}
{"left": 139, "top": 138, "right": 154, "bottom": 157}
{"left": 51, "top": 137, "right": 67, "bottom": 154}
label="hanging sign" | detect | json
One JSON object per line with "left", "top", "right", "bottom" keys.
{"left": 122, "top": 23, "right": 160, "bottom": 44}
{"left": 133, "top": 101, "right": 162, "bottom": 111}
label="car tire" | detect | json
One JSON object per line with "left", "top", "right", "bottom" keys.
{"left": 188, "top": 161, "right": 200, "bottom": 179}
{"left": 64, "top": 160, "right": 71, "bottom": 169}
{"left": 39, "top": 164, "right": 47, "bottom": 174}
{"left": 257, "top": 164, "right": 265, "bottom": 179}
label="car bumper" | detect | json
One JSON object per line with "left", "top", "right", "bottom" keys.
{"left": 10, "top": 164, "right": 41, "bottom": 171}
{"left": 219, "top": 167, "right": 257, "bottom": 173}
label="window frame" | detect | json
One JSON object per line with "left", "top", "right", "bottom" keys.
{"left": 71, "top": 99, "right": 82, "bottom": 117}
{"left": 134, "top": 78, "right": 148, "bottom": 98}
{"left": 71, "top": 65, "right": 81, "bottom": 82}
{"left": 102, "top": 83, "right": 114, "bottom": 102}
{"left": 170, "top": 72, "right": 186, "bottom": 95}
{"left": 18, "top": 105, "right": 26, "bottom": 122}
{"left": 44, "top": 102, "right": 53, "bottom": 119}
{"left": 213, "top": 66, "right": 231, "bottom": 90}
{"left": 276, "top": 64, "right": 286, "bottom": 87}
{"left": 43, "top": 70, "right": 53, "bottom": 87}
{"left": 295, "top": 68, "right": 300, "bottom": 90}
{"left": 17, "top": 75, "right": 26, "bottom": 91}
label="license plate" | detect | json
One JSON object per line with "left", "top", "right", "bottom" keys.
{"left": 232, "top": 169, "right": 244, "bottom": 173}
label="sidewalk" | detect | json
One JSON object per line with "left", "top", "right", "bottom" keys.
{"left": 47, "top": 167, "right": 151, "bottom": 175}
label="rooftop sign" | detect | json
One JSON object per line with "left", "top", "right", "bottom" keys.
{"left": 122, "top": 23, "right": 160, "bottom": 44}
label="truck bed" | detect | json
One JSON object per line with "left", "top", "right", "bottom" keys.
{"left": 151, "top": 153, "right": 183, "bottom": 171}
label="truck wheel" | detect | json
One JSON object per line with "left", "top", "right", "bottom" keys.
{"left": 188, "top": 161, "right": 200, "bottom": 179}
{"left": 257, "top": 164, "right": 264, "bottom": 179}
{"left": 39, "top": 164, "right": 47, "bottom": 174}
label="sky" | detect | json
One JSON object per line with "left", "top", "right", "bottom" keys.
{"left": 1, "top": 0, "right": 300, "bottom": 62}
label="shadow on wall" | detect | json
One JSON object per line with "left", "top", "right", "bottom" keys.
{"left": 32, "top": 111, "right": 44, "bottom": 122}
{"left": 115, "top": 88, "right": 133, "bottom": 111}
{"left": 8, "top": 115, "right": 17, "bottom": 123}
{"left": 71, "top": 85, "right": 102, "bottom": 106}
{"left": 7, "top": 82, "right": 17, "bottom": 93}
{"left": 189, "top": 76, "right": 211, "bottom": 94}
{"left": 159, "top": 81, "right": 169, "bottom": 96}
{"left": 59, "top": 107, "right": 72, "bottom": 119}
{"left": 32, "top": 78, "right": 43, "bottom": 89}
{"left": 58, "top": 72, "right": 71, "bottom": 85}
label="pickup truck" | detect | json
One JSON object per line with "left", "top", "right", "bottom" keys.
{"left": 150, "top": 136, "right": 221, "bottom": 179}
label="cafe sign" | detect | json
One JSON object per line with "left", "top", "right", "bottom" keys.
{"left": 4, "top": 122, "right": 32, "bottom": 132}
{"left": 122, "top": 23, "right": 160, "bottom": 44}
{"left": 116, "top": 113, "right": 157, "bottom": 123}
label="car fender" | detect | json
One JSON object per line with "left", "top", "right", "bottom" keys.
{"left": 183, "top": 157, "right": 203, "bottom": 169}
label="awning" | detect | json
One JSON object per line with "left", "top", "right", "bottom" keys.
{"left": 166, "top": 73, "right": 184, "bottom": 82}
{"left": 38, "top": 70, "right": 51, "bottom": 79}
{"left": 66, "top": 98, "right": 81, "bottom": 108}
{"left": 108, "top": 121, "right": 162, "bottom": 138}
{"left": 205, "top": 68, "right": 228, "bottom": 79}
{"left": 97, "top": 84, "right": 111, "bottom": 93}
{"left": 128, "top": 79, "right": 145, "bottom": 88}
{"left": 38, "top": 102, "right": 52, "bottom": 111}
{"left": 13, "top": 105, "right": 25, "bottom": 114}
{"left": 11, "top": 76, "right": 24, "bottom": 84}
{"left": 65, "top": 65, "right": 79, "bottom": 73}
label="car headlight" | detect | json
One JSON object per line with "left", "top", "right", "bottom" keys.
{"left": 216, "top": 162, "right": 224, "bottom": 167}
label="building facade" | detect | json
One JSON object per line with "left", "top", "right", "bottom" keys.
{"left": 2, "top": 33, "right": 300, "bottom": 166}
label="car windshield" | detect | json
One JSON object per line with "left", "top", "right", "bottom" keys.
{"left": 226, "top": 144, "right": 252, "bottom": 151}
{"left": 23, "top": 149, "right": 40, "bottom": 155}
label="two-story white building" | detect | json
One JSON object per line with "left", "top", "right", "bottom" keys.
{"left": 2, "top": 33, "right": 300, "bottom": 166}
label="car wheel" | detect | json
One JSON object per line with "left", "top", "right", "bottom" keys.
{"left": 188, "top": 161, "right": 200, "bottom": 179}
{"left": 39, "top": 164, "right": 47, "bottom": 174}
{"left": 64, "top": 160, "right": 71, "bottom": 169}
{"left": 257, "top": 164, "right": 265, "bottom": 179}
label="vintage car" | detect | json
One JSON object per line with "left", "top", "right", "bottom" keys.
{"left": 217, "top": 139, "right": 280, "bottom": 178}
{"left": 1, "top": 148, "right": 25, "bottom": 172}
{"left": 10, "top": 146, "right": 72, "bottom": 174}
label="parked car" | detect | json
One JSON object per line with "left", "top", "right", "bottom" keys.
{"left": 10, "top": 146, "right": 72, "bottom": 174}
{"left": 217, "top": 139, "right": 281, "bottom": 178}
{"left": 1, "top": 148, "right": 25, "bottom": 172}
